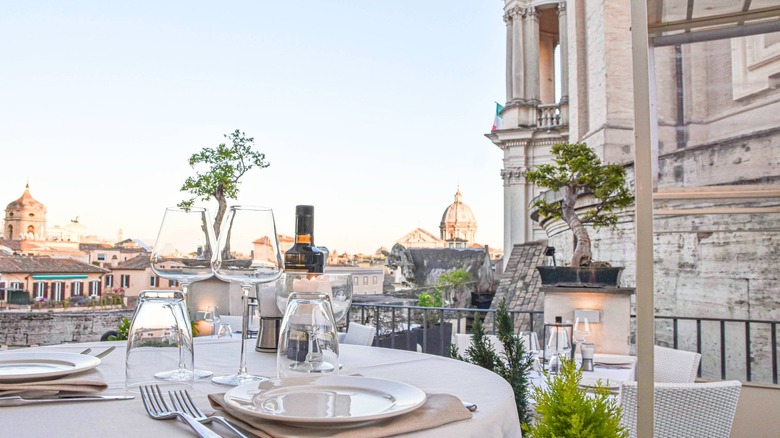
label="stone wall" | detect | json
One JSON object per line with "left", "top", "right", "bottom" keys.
{"left": 0, "top": 310, "right": 133, "bottom": 347}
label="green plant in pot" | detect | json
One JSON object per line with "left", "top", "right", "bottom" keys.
{"left": 523, "top": 358, "right": 627, "bottom": 437}
{"left": 525, "top": 142, "right": 633, "bottom": 271}
{"left": 415, "top": 290, "right": 452, "bottom": 356}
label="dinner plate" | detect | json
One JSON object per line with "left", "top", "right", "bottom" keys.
{"left": 0, "top": 352, "right": 101, "bottom": 382}
{"left": 593, "top": 356, "right": 634, "bottom": 366}
{"left": 223, "top": 375, "right": 427, "bottom": 428}
{"left": 579, "top": 377, "right": 621, "bottom": 391}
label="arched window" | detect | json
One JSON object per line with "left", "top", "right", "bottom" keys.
{"left": 27, "top": 225, "right": 35, "bottom": 233}
{"left": 6, "top": 225, "right": 12, "bottom": 238}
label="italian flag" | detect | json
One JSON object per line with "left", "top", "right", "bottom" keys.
{"left": 492, "top": 103, "right": 504, "bottom": 130}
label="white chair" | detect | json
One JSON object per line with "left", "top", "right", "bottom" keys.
{"left": 619, "top": 380, "right": 741, "bottom": 438}
{"left": 341, "top": 322, "right": 376, "bottom": 346}
{"left": 655, "top": 345, "right": 701, "bottom": 383}
{"left": 452, "top": 333, "right": 505, "bottom": 358}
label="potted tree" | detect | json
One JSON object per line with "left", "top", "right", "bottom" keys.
{"left": 414, "top": 289, "right": 453, "bottom": 356}
{"left": 524, "top": 143, "right": 633, "bottom": 286}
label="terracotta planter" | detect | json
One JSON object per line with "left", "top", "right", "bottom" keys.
{"left": 536, "top": 266, "right": 623, "bottom": 287}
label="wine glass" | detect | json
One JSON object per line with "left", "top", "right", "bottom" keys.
{"left": 150, "top": 206, "right": 216, "bottom": 380}
{"left": 277, "top": 291, "right": 340, "bottom": 378}
{"left": 211, "top": 205, "right": 283, "bottom": 386}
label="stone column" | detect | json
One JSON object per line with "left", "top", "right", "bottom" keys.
{"left": 510, "top": 6, "right": 525, "bottom": 103}
{"left": 523, "top": 7, "right": 540, "bottom": 105}
{"left": 558, "top": 2, "right": 569, "bottom": 103}
{"left": 501, "top": 164, "right": 528, "bottom": 268}
{"left": 504, "top": 11, "right": 513, "bottom": 103}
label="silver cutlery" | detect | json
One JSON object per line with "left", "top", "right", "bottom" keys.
{"left": 0, "top": 394, "right": 134, "bottom": 407}
{"left": 140, "top": 385, "right": 222, "bottom": 438}
{"left": 462, "top": 400, "right": 478, "bottom": 412}
{"left": 80, "top": 348, "right": 92, "bottom": 355}
{"left": 94, "top": 346, "right": 116, "bottom": 359}
{"left": 168, "top": 389, "right": 249, "bottom": 438}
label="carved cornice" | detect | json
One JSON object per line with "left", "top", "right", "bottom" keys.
{"left": 508, "top": 6, "right": 524, "bottom": 19}
{"left": 557, "top": 2, "right": 567, "bottom": 15}
{"left": 503, "top": 12, "right": 512, "bottom": 24}
{"left": 524, "top": 6, "right": 538, "bottom": 20}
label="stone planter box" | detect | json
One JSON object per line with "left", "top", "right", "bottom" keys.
{"left": 373, "top": 331, "right": 417, "bottom": 351}
{"left": 536, "top": 266, "right": 623, "bottom": 287}
{"left": 414, "top": 322, "right": 453, "bottom": 356}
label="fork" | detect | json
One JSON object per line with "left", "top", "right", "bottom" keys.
{"left": 168, "top": 389, "right": 249, "bottom": 438}
{"left": 139, "top": 385, "right": 222, "bottom": 438}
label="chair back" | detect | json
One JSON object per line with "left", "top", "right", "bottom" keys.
{"left": 654, "top": 345, "right": 701, "bottom": 383}
{"left": 619, "top": 380, "right": 741, "bottom": 438}
{"left": 342, "top": 322, "right": 376, "bottom": 346}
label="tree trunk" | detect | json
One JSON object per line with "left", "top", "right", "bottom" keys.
{"left": 561, "top": 188, "right": 592, "bottom": 266}
{"left": 213, "top": 186, "right": 227, "bottom": 237}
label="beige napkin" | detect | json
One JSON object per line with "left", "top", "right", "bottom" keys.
{"left": 208, "top": 392, "right": 472, "bottom": 438}
{"left": 0, "top": 368, "right": 108, "bottom": 397}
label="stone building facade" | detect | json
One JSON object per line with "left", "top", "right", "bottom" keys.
{"left": 4, "top": 184, "right": 47, "bottom": 241}
{"left": 487, "top": 0, "right": 780, "bottom": 380}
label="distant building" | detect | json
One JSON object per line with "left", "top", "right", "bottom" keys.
{"left": 0, "top": 255, "right": 109, "bottom": 302}
{"left": 325, "top": 266, "right": 385, "bottom": 295}
{"left": 440, "top": 187, "right": 478, "bottom": 248}
{"left": 396, "top": 227, "right": 444, "bottom": 249}
{"left": 4, "top": 184, "right": 47, "bottom": 241}
{"left": 110, "top": 253, "right": 166, "bottom": 299}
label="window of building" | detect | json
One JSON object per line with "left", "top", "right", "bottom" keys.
{"left": 72, "top": 281, "right": 83, "bottom": 296}
{"left": 373, "top": 276, "right": 378, "bottom": 285}
{"left": 363, "top": 276, "right": 368, "bottom": 285}
{"left": 169, "top": 279, "right": 179, "bottom": 287}
{"left": 33, "top": 282, "right": 46, "bottom": 299}
{"left": 89, "top": 280, "right": 101, "bottom": 296}
{"left": 10, "top": 282, "right": 22, "bottom": 291}
{"left": 97, "top": 253, "right": 106, "bottom": 261}
{"left": 353, "top": 276, "right": 359, "bottom": 285}
{"left": 150, "top": 276, "right": 158, "bottom": 287}
{"left": 120, "top": 275, "right": 130, "bottom": 288}
{"left": 105, "top": 275, "right": 113, "bottom": 288}
{"left": 52, "top": 282, "right": 64, "bottom": 301}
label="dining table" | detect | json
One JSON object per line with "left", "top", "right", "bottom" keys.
{"left": 0, "top": 337, "right": 523, "bottom": 437}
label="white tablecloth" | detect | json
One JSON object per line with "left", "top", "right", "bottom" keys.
{"left": 0, "top": 338, "right": 523, "bottom": 437}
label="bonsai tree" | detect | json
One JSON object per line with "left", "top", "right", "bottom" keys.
{"left": 179, "top": 129, "right": 270, "bottom": 234}
{"left": 522, "top": 358, "right": 627, "bottom": 437}
{"left": 435, "top": 269, "right": 473, "bottom": 307}
{"left": 524, "top": 142, "right": 633, "bottom": 267}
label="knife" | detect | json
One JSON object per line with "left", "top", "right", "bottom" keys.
{"left": 0, "top": 394, "right": 134, "bottom": 407}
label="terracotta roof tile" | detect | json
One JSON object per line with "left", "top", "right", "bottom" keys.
{"left": 0, "top": 255, "right": 109, "bottom": 274}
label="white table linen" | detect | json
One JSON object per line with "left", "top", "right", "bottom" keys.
{"left": 0, "top": 338, "right": 522, "bottom": 437}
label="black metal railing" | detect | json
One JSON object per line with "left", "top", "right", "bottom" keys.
{"left": 346, "top": 303, "right": 779, "bottom": 385}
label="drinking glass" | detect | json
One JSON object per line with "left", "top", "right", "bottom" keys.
{"left": 211, "top": 205, "right": 283, "bottom": 386}
{"left": 277, "top": 273, "right": 353, "bottom": 324}
{"left": 150, "top": 206, "right": 216, "bottom": 379}
{"left": 125, "top": 290, "right": 193, "bottom": 391}
{"left": 277, "top": 292, "right": 339, "bottom": 378}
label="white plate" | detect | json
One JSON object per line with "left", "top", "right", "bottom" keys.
{"left": 0, "top": 351, "right": 101, "bottom": 382}
{"left": 223, "top": 375, "right": 427, "bottom": 428}
{"left": 593, "top": 355, "right": 634, "bottom": 366}
{"left": 579, "top": 377, "right": 621, "bottom": 391}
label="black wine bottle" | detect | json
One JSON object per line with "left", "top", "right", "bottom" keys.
{"left": 284, "top": 205, "right": 324, "bottom": 273}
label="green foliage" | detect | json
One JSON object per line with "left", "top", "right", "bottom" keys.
{"left": 417, "top": 290, "right": 443, "bottom": 308}
{"left": 435, "top": 269, "right": 472, "bottom": 290}
{"left": 523, "top": 359, "right": 628, "bottom": 438}
{"left": 525, "top": 143, "right": 632, "bottom": 229}
{"left": 452, "top": 299, "right": 534, "bottom": 426}
{"left": 179, "top": 129, "right": 270, "bottom": 233}
{"left": 107, "top": 317, "right": 131, "bottom": 341}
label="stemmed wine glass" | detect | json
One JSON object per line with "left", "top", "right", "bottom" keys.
{"left": 211, "top": 205, "right": 283, "bottom": 386}
{"left": 150, "top": 206, "right": 217, "bottom": 380}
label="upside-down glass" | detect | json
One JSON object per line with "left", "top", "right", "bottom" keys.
{"left": 277, "top": 292, "right": 340, "bottom": 378}
{"left": 150, "top": 207, "right": 216, "bottom": 379}
{"left": 276, "top": 272, "right": 353, "bottom": 324}
{"left": 211, "top": 205, "right": 283, "bottom": 386}
{"left": 125, "top": 290, "right": 193, "bottom": 390}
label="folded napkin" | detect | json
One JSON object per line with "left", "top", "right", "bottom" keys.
{"left": 208, "top": 392, "right": 472, "bottom": 438}
{"left": 0, "top": 368, "right": 108, "bottom": 397}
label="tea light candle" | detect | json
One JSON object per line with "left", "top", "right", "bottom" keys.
{"left": 581, "top": 343, "right": 595, "bottom": 360}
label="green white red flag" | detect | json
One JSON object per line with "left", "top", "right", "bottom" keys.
{"left": 492, "top": 103, "right": 504, "bottom": 130}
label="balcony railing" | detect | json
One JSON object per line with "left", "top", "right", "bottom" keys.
{"left": 537, "top": 104, "right": 562, "bottom": 130}
{"left": 347, "top": 303, "right": 780, "bottom": 386}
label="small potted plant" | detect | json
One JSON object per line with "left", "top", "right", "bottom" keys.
{"left": 413, "top": 289, "right": 453, "bottom": 356}
{"left": 524, "top": 142, "right": 633, "bottom": 286}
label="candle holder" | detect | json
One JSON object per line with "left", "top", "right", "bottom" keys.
{"left": 543, "top": 316, "right": 572, "bottom": 374}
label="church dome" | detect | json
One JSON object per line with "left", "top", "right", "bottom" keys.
{"left": 440, "top": 188, "right": 477, "bottom": 247}
{"left": 6, "top": 184, "right": 45, "bottom": 212}
{"left": 440, "top": 188, "right": 476, "bottom": 226}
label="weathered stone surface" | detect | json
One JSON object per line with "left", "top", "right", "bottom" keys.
{"left": 0, "top": 310, "right": 133, "bottom": 346}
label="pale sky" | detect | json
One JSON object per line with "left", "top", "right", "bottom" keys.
{"left": 0, "top": 1, "right": 506, "bottom": 255}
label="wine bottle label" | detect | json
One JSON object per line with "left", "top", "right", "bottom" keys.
{"left": 286, "top": 325, "right": 309, "bottom": 362}
{"left": 296, "top": 235, "right": 312, "bottom": 244}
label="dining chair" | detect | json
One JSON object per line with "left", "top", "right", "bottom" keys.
{"left": 618, "top": 380, "right": 741, "bottom": 438}
{"left": 654, "top": 345, "right": 701, "bottom": 383}
{"left": 342, "top": 322, "right": 376, "bottom": 346}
